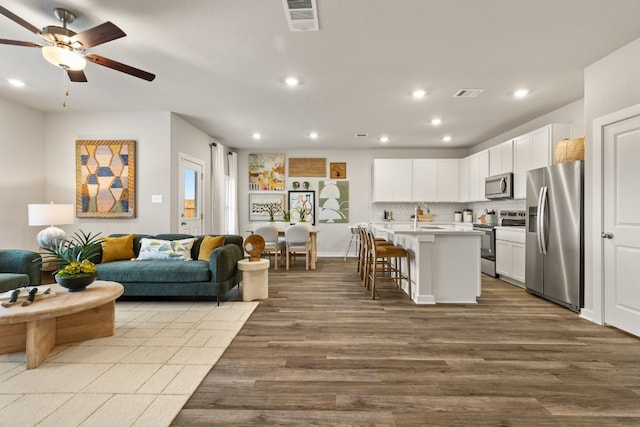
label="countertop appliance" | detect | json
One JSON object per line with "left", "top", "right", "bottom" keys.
{"left": 473, "top": 223, "right": 496, "bottom": 277}
{"left": 485, "top": 172, "right": 513, "bottom": 199}
{"left": 526, "top": 161, "right": 583, "bottom": 312}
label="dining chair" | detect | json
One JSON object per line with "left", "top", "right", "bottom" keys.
{"left": 285, "top": 223, "right": 311, "bottom": 270}
{"left": 254, "top": 224, "right": 285, "bottom": 270}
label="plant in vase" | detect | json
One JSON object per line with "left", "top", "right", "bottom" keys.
{"left": 39, "top": 230, "right": 102, "bottom": 291}
{"left": 282, "top": 210, "right": 290, "bottom": 222}
{"left": 267, "top": 204, "right": 277, "bottom": 222}
{"left": 297, "top": 205, "right": 311, "bottom": 223}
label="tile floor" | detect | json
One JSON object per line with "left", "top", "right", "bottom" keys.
{"left": 0, "top": 300, "right": 258, "bottom": 427}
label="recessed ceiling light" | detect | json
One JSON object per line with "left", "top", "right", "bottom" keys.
{"left": 285, "top": 76, "right": 299, "bottom": 87}
{"left": 412, "top": 89, "right": 426, "bottom": 99}
{"left": 514, "top": 88, "right": 529, "bottom": 98}
{"left": 443, "top": 135, "right": 452, "bottom": 142}
{"left": 7, "top": 78, "right": 25, "bottom": 88}
{"left": 252, "top": 132, "right": 262, "bottom": 140}
{"left": 380, "top": 136, "right": 389, "bottom": 143}
{"left": 309, "top": 131, "right": 319, "bottom": 139}
{"left": 431, "top": 118, "right": 442, "bottom": 126}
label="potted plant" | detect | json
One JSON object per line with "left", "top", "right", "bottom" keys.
{"left": 40, "top": 230, "right": 103, "bottom": 291}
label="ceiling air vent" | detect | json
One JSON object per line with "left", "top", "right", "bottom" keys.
{"left": 282, "top": 0, "right": 319, "bottom": 32}
{"left": 453, "top": 88, "right": 485, "bottom": 98}
{"left": 355, "top": 133, "right": 368, "bottom": 138}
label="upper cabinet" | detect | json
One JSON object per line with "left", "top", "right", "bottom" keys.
{"left": 489, "top": 140, "right": 513, "bottom": 176}
{"left": 373, "top": 158, "right": 460, "bottom": 203}
{"left": 412, "top": 159, "right": 438, "bottom": 201}
{"left": 513, "top": 124, "right": 571, "bottom": 199}
{"left": 372, "top": 159, "right": 413, "bottom": 202}
{"left": 467, "top": 150, "right": 490, "bottom": 202}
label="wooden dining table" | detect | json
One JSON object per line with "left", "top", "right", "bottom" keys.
{"left": 248, "top": 223, "right": 319, "bottom": 269}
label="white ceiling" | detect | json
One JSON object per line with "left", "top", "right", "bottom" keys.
{"left": 2, "top": 0, "right": 640, "bottom": 150}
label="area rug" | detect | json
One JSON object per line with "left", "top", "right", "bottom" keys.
{"left": 0, "top": 300, "right": 258, "bottom": 426}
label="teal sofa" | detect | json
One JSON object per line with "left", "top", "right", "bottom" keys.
{"left": 94, "top": 234, "right": 243, "bottom": 304}
{"left": 0, "top": 250, "right": 42, "bottom": 293}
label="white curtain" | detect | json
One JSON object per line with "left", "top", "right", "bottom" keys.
{"left": 210, "top": 142, "right": 226, "bottom": 234}
{"left": 227, "top": 152, "right": 239, "bottom": 234}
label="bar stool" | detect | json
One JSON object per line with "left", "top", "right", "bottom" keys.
{"left": 364, "top": 229, "right": 411, "bottom": 300}
{"left": 344, "top": 223, "right": 367, "bottom": 261}
{"left": 358, "top": 226, "right": 394, "bottom": 281}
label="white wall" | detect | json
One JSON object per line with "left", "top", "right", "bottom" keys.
{"left": 0, "top": 98, "right": 46, "bottom": 250}
{"left": 43, "top": 111, "right": 172, "bottom": 238}
{"left": 583, "top": 36, "right": 640, "bottom": 319}
{"left": 237, "top": 147, "right": 466, "bottom": 256}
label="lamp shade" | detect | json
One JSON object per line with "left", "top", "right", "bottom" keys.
{"left": 42, "top": 45, "right": 86, "bottom": 71}
{"left": 28, "top": 204, "right": 75, "bottom": 226}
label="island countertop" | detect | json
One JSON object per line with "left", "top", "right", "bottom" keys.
{"left": 371, "top": 222, "right": 482, "bottom": 236}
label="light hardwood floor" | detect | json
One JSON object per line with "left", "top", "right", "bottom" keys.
{"left": 173, "top": 258, "right": 640, "bottom": 426}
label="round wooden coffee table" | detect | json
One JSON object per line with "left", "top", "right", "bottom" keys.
{"left": 0, "top": 281, "right": 123, "bottom": 369}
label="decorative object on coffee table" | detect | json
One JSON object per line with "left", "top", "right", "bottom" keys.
{"left": 243, "top": 235, "right": 265, "bottom": 261}
{"left": 39, "top": 230, "right": 102, "bottom": 291}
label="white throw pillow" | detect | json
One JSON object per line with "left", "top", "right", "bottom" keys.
{"left": 136, "top": 237, "right": 196, "bottom": 261}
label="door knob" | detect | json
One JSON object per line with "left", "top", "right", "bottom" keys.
{"left": 601, "top": 232, "right": 614, "bottom": 239}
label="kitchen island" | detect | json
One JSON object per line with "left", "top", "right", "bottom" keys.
{"left": 371, "top": 223, "right": 482, "bottom": 304}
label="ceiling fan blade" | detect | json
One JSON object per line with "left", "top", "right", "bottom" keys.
{"left": 68, "top": 69, "right": 88, "bottom": 82}
{"left": 71, "top": 22, "right": 125, "bottom": 48}
{"left": 0, "top": 6, "right": 40, "bottom": 35}
{"left": 86, "top": 53, "right": 155, "bottom": 81}
{"left": 0, "top": 38, "right": 42, "bottom": 48}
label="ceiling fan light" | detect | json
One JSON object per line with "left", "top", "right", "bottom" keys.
{"left": 42, "top": 45, "right": 86, "bottom": 71}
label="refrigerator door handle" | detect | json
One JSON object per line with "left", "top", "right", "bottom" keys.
{"left": 539, "top": 186, "right": 548, "bottom": 255}
{"left": 536, "top": 187, "right": 544, "bottom": 254}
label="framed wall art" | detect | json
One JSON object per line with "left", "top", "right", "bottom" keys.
{"left": 288, "top": 158, "right": 326, "bottom": 177}
{"left": 329, "top": 162, "right": 347, "bottom": 179}
{"left": 319, "top": 180, "right": 349, "bottom": 223}
{"left": 249, "top": 193, "right": 286, "bottom": 221}
{"left": 248, "top": 153, "right": 285, "bottom": 191}
{"left": 288, "top": 190, "right": 315, "bottom": 225}
{"left": 76, "top": 140, "right": 136, "bottom": 218}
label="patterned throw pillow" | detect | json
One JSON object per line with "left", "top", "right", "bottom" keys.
{"left": 136, "top": 237, "right": 197, "bottom": 261}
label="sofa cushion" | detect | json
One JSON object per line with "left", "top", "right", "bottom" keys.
{"left": 136, "top": 237, "right": 197, "bottom": 261}
{"left": 101, "top": 234, "right": 135, "bottom": 262}
{"left": 96, "top": 259, "right": 211, "bottom": 283}
{"left": 198, "top": 235, "right": 225, "bottom": 261}
{"left": 0, "top": 273, "right": 30, "bottom": 292}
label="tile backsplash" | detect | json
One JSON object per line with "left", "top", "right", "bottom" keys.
{"left": 371, "top": 199, "right": 525, "bottom": 223}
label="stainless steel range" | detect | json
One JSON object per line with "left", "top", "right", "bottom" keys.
{"left": 473, "top": 210, "right": 526, "bottom": 277}
{"left": 472, "top": 223, "right": 497, "bottom": 277}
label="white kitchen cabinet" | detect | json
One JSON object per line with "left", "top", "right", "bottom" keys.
{"left": 513, "top": 124, "right": 571, "bottom": 199}
{"left": 412, "top": 159, "right": 437, "bottom": 201}
{"left": 372, "top": 159, "right": 413, "bottom": 202}
{"left": 458, "top": 156, "right": 469, "bottom": 202}
{"left": 489, "top": 140, "right": 513, "bottom": 176}
{"left": 436, "top": 159, "right": 459, "bottom": 202}
{"left": 468, "top": 150, "right": 489, "bottom": 201}
{"left": 495, "top": 227, "right": 526, "bottom": 285}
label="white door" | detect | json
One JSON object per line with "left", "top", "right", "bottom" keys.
{"left": 178, "top": 154, "right": 204, "bottom": 235}
{"left": 603, "top": 114, "right": 640, "bottom": 337}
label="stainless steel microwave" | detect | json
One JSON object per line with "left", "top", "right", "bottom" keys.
{"left": 485, "top": 172, "right": 513, "bottom": 199}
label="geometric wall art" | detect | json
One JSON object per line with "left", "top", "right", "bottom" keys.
{"left": 318, "top": 180, "right": 349, "bottom": 223}
{"left": 75, "top": 140, "right": 136, "bottom": 218}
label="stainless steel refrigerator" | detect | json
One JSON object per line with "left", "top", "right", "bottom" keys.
{"left": 525, "top": 160, "right": 583, "bottom": 312}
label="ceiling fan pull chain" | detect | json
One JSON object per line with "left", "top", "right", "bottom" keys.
{"left": 62, "top": 69, "right": 69, "bottom": 108}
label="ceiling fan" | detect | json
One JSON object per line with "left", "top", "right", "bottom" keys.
{"left": 0, "top": 5, "right": 155, "bottom": 82}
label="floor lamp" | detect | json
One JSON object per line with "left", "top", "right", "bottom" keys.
{"left": 28, "top": 203, "right": 75, "bottom": 249}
